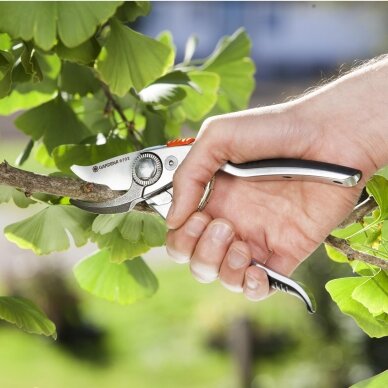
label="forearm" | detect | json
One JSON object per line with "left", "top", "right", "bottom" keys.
{"left": 294, "top": 55, "right": 388, "bottom": 175}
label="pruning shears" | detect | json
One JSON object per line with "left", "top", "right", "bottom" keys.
{"left": 70, "top": 137, "right": 362, "bottom": 314}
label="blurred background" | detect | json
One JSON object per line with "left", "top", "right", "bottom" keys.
{"left": 0, "top": 2, "right": 387, "bottom": 388}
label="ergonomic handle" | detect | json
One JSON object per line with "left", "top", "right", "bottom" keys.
{"left": 252, "top": 261, "right": 316, "bottom": 313}
{"left": 221, "top": 158, "right": 362, "bottom": 187}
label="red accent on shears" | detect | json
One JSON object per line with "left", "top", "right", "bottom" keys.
{"left": 166, "top": 137, "right": 195, "bottom": 147}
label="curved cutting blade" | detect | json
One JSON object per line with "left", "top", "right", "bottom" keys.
{"left": 70, "top": 151, "right": 139, "bottom": 190}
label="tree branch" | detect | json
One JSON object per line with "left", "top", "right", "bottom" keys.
{"left": 2, "top": 161, "right": 388, "bottom": 269}
{"left": 0, "top": 161, "right": 150, "bottom": 212}
{"left": 324, "top": 235, "right": 388, "bottom": 270}
{"left": 338, "top": 196, "right": 378, "bottom": 228}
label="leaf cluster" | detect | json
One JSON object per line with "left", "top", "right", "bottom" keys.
{"left": 325, "top": 173, "right": 388, "bottom": 338}
{"left": 0, "top": 1, "right": 255, "bottom": 337}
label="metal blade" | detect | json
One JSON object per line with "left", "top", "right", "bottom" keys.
{"left": 70, "top": 151, "right": 139, "bottom": 190}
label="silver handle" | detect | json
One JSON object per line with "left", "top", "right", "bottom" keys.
{"left": 221, "top": 158, "right": 362, "bottom": 187}
{"left": 252, "top": 260, "right": 316, "bottom": 314}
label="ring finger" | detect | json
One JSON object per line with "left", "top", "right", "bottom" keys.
{"left": 190, "top": 218, "right": 235, "bottom": 283}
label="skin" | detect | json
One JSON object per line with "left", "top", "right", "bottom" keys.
{"left": 165, "top": 57, "right": 388, "bottom": 301}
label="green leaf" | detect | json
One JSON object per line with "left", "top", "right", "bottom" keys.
{"left": 0, "top": 49, "right": 13, "bottom": 98}
{"left": 15, "top": 96, "right": 91, "bottom": 153}
{"left": 143, "top": 109, "right": 166, "bottom": 147}
{"left": 92, "top": 230, "right": 150, "bottom": 263}
{"left": 52, "top": 138, "right": 133, "bottom": 174}
{"left": 352, "top": 271, "right": 388, "bottom": 316}
{"left": 34, "top": 143, "right": 57, "bottom": 169}
{"left": 325, "top": 244, "right": 349, "bottom": 263}
{"left": 74, "top": 250, "right": 158, "bottom": 304}
{"left": 93, "top": 211, "right": 166, "bottom": 246}
{"left": 157, "top": 31, "right": 176, "bottom": 60}
{"left": 0, "top": 2, "right": 122, "bottom": 50}
{"left": 203, "top": 28, "right": 255, "bottom": 112}
{"left": 0, "top": 296, "right": 56, "bottom": 338}
{"left": 60, "top": 62, "right": 100, "bottom": 96}
{"left": 96, "top": 18, "right": 173, "bottom": 96}
{"left": 377, "top": 166, "right": 388, "bottom": 179}
{"left": 78, "top": 92, "right": 113, "bottom": 134}
{"left": 0, "top": 33, "right": 11, "bottom": 51}
{"left": 5, "top": 205, "right": 95, "bottom": 255}
{"left": 350, "top": 370, "right": 388, "bottom": 388}
{"left": 177, "top": 71, "right": 220, "bottom": 122}
{"left": 114, "top": 1, "right": 151, "bottom": 22}
{"left": 91, "top": 211, "right": 166, "bottom": 262}
{"left": 0, "top": 185, "right": 35, "bottom": 208}
{"left": 367, "top": 175, "right": 388, "bottom": 220}
{"left": 0, "top": 53, "right": 60, "bottom": 115}
{"left": 326, "top": 277, "right": 388, "bottom": 338}
{"left": 139, "top": 71, "right": 192, "bottom": 106}
{"left": 56, "top": 38, "right": 101, "bottom": 65}
{"left": 19, "top": 42, "right": 43, "bottom": 82}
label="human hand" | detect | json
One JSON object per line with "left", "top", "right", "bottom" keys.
{"left": 166, "top": 59, "right": 388, "bottom": 301}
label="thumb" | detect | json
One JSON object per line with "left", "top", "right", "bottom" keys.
{"left": 166, "top": 106, "right": 300, "bottom": 229}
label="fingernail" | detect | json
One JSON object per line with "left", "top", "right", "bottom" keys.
{"left": 166, "top": 247, "right": 190, "bottom": 264}
{"left": 246, "top": 275, "right": 260, "bottom": 290}
{"left": 228, "top": 248, "right": 249, "bottom": 269}
{"left": 210, "top": 222, "right": 233, "bottom": 243}
{"left": 184, "top": 216, "right": 207, "bottom": 238}
{"left": 191, "top": 263, "right": 218, "bottom": 283}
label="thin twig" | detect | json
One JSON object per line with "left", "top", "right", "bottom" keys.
{"left": 338, "top": 196, "right": 378, "bottom": 228}
{"left": 324, "top": 235, "right": 388, "bottom": 270}
{"left": 101, "top": 83, "right": 142, "bottom": 149}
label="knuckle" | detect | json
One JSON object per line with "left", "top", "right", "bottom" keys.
{"left": 198, "top": 116, "right": 223, "bottom": 139}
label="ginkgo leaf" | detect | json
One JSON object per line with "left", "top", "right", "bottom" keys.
{"left": 93, "top": 211, "right": 166, "bottom": 246}
{"left": 203, "top": 28, "right": 255, "bottom": 113}
{"left": 74, "top": 250, "right": 158, "bottom": 304}
{"left": 96, "top": 18, "right": 173, "bottom": 96}
{"left": 0, "top": 185, "right": 35, "bottom": 208}
{"left": 0, "top": 2, "right": 122, "bottom": 50}
{"left": 138, "top": 71, "right": 192, "bottom": 106}
{"left": 366, "top": 175, "right": 388, "bottom": 220}
{"left": 91, "top": 211, "right": 166, "bottom": 263}
{"left": 92, "top": 230, "right": 151, "bottom": 264}
{"left": 0, "top": 49, "right": 13, "bottom": 98}
{"left": 350, "top": 370, "right": 388, "bottom": 388}
{"left": 59, "top": 62, "right": 100, "bottom": 96}
{"left": 5, "top": 205, "right": 95, "bottom": 255}
{"left": 351, "top": 270, "right": 388, "bottom": 316}
{"left": 0, "top": 296, "right": 56, "bottom": 339}
{"left": 326, "top": 277, "right": 388, "bottom": 338}
{"left": 15, "top": 96, "right": 91, "bottom": 153}
{"left": 55, "top": 38, "right": 101, "bottom": 65}
{"left": 115, "top": 1, "right": 151, "bottom": 22}
{"left": 175, "top": 71, "right": 220, "bottom": 122}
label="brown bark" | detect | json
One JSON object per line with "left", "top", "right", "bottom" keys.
{"left": 0, "top": 160, "right": 150, "bottom": 211}
{"left": 324, "top": 235, "right": 388, "bottom": 270}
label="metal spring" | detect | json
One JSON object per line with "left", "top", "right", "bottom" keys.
{"left": 271, "top": 281, "right": 289, "bottom": 293}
